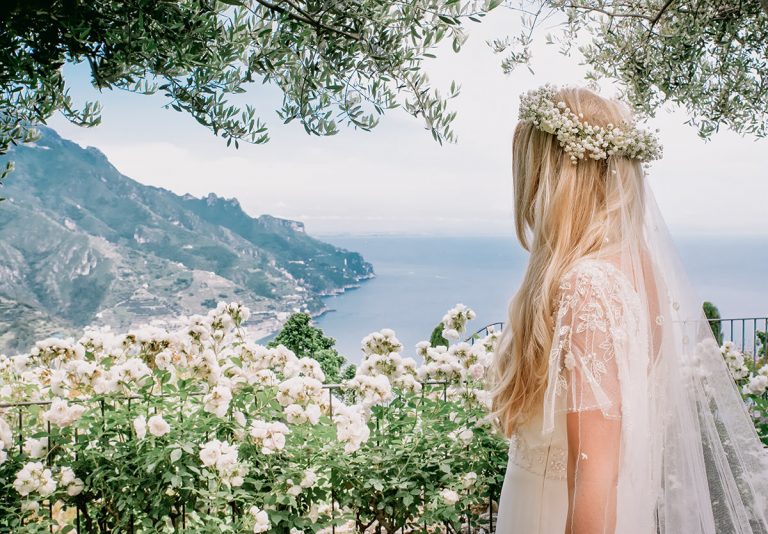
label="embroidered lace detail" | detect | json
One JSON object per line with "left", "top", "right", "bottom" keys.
{"left": 509, "top": 433, "right": 568, "bottom": 480}
{"left": 550, "top": 259, "right": 643, "bottom": 416}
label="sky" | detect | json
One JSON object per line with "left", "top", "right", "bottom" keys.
{"left": 46, "top": 8, "right": 768, "bottom": 237}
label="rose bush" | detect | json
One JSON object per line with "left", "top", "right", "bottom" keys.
{"left": 722, "top": 341, "right": 768, "bottom": 445}
{"left": 0, "top": 303, "right": 508, "bottom": 533}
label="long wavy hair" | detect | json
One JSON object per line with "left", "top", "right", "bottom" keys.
{"left": 490, "top": 87, "right": 647, "bottom": 437}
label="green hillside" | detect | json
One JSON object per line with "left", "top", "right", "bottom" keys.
{"left": 0, "top": 128, "right": 373, "bottom": 353}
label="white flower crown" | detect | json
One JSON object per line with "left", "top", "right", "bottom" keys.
{"left": 518, "top": 85, "right": 663, "bottom": 164}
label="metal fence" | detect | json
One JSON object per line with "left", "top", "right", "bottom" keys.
{"left": 711, "top": 317, "right": 768, "bottom": 363}
{"left": 5, "top": 317, "right": 764, "bottom": 533}
{"left": 468, "top": 324, "right": 502, "bottom": 345}
{"left": 470, "top": 318, "right": 768, "bottom": 364}
{"left": 0, "top": 381, "right": 499, "bottom": 534}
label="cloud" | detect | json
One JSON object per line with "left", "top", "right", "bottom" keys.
{"left": 47, "top": 8, "right": 768, "bottom": 236}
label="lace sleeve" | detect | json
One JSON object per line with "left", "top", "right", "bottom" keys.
{"left": 555, "top": 267, "right": 624, "bottom": 419}
{"left": 550, "top": 263, "right": 630, "bottom": 534}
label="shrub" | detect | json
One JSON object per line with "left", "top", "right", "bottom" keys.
{"left": 269, "top": 313, "right": 347, "bottom": 383}
{"left": 703, "top": 301, "right": 723, "bottom": 344}
{"left": 0, "top": 302, "right": 506, "bottom": 533}
{"left": 721, "top": 341, "right": 768, "bottom": 445}
{"left": 429, "top": 324, "right": 449, "bottom": 349}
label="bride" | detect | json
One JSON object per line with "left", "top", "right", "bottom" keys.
{"left": 490, "top": 85, "right": 768, "bottom": 533}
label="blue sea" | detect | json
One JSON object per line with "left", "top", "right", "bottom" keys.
{"left": 312, "top": 235, "right": 768, "bottom": 364}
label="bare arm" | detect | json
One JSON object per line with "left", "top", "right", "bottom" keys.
{"left": 565, "top": 404, "right": 622, "bottom": 533}
{"left": 555, "top": 268, "right": 625, "bottom": 534}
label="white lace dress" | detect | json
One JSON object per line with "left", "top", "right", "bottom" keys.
{"left": 495, "top": 258, "right": 655, "bottom": 534}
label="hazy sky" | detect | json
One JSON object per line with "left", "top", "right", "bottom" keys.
{"left": 47, "top": 9, "right": 767, "bottom": 237}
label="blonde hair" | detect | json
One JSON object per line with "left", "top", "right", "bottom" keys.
{"left": 490, "top": 87, "right": 647, "bottom": 437}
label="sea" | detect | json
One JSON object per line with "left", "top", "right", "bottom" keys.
{"left": 310, "top": 235, "right": 768, "bottom": 364}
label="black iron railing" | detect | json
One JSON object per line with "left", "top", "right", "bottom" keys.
{"left": 0, "top": 380, "right": 499, "bottom": 534}
{"left": 711, "top": 317, "right": 768, "bottom": 363}
{"left": 468, "top": 323, "right": 503, "bottom": 344}
{"left": 470, "top": 318, "right": 768, "bottom": 363}
{"left": 5, "top": 317, "right": 762, "bottom": 533}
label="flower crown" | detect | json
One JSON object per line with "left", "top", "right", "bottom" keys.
{"left": 518, "top": 85, "right": 663, "bottom": 164}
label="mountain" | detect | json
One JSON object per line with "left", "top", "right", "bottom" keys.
{"left": 0, "top": 127, "right": 374, "bottom": 354}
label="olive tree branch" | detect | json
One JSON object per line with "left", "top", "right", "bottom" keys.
{"left": 559, "top": 2, "right": 654, "bottom": 20}
{"left": 649, "top": 0, "right": 676, "bottom": 28}
{"left": 251, "top": 0, "right": 362, "bottom": 40}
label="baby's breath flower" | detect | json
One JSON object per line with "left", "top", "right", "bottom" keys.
{"left": 519, "top": 85, "right": 662, "bottom": 164}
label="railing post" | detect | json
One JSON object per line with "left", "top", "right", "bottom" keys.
{"left": 329, "top": 386, "right": 336, "bottom": 534}
{"left": 488, "top": 450, "right": 494, "bottom": 533}
{"left": 47, "top": 419, "right": 52, "bottom": 533}
{"left": 17, "top": 407, "right": 22, "bottom": 454}
{"left": 75, "top": 426, "right": 81, "bottom": 533}
{"left": 764, "top": 318, "right": 768, "bottom": 359}
{"left": 742, "top": 320, "right": 747, "bottom": 362}
{"left": 6, "top": 317, "right": 765, "bottom": 534}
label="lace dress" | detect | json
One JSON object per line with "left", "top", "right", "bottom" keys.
{"left": 495, "top": 258, "right": 655, "bottom": 534}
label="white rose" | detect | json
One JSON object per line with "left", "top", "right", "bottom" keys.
{"left": 746, "top": 375, "right": 768, "bottom": 396}
{"left": 0, "top": 417, "right": 13, "bottom": 450}
{"left": 67, "top": 477, "right": 85, "bottom": 496}
{"left": 462, "top": 471, "right": 478, "bottom": 488}
{"left": 38, "top": 472, "right": 57, "bottom": 497}
{"left": 42, "top": 398, "right": 86, "bottom": 428}
{"left": 60, "top": 466, "right": 76, "bottom": 486}
{"left": 23, "top": 437, "right": 47, "bottom": 459}
{"left": 249, "top": 506, "right": 270, "bottom": 533}
{"left": 133, "top": 415, "right": 147, "bottom": 440}
{"left": 285, "top": 404, "right": 306, "bottom": 424}
{"left": 300, "top": 469, "right": 317, "bottom": 488}
{"left": 199, "top": 448, "right": 218, "bottom": 467}
{"left": 305, "top": 404, "right": 321, "bottom": 425}
{"left": 203, "top": 385, "right": 232, "bottom": 418}
{"left": 148, "top": 415, "right": 171, "bottom": 437}
{"left": 469, "top": 363, "right": 485, "bottom": 379}
{"left": 440, "top": 488, "right": 460, "bottom": 505}
{"left": 443, "top": 328, "right": 460, "bottom": 340}
{"left": 233, "top": 410, "right": 246, "bottom": 427}
{"left": 21, "top": 500, "right": 39, "bottom": 513}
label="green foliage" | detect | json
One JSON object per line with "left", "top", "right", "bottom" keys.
{"left": 0, "top": 0, "right": 498, "bottom": 182}
{"left": 723, "top": 342, "right": 768, "bottom": 449}
{"left": 497, "top": 0, "right": 768, "bottom": 139}
{"left": 722, "top": 342, "right": 768, "bottom": 446}
{"left": 334, "top": 388, "right": 507, "bottom": 531}
{"left": 269, "top": 313, "right": 335, "bottom": 355}
{"left": 757, "top": 331, "right": 768, "bottom": 360}
{"left": 269, "top": 312, "right": 347, "bottom": 382}
{"left": 748, "top": 394, "right": 768, "bottom": 446}
{"left": 341, "top": 363, "right": 358, "bottom": 381}
{"left": 0, "top": 383, "right": 508, "bottom": 533}
{"left": 0, "top": 306, "right": 509, "bottom": 533}
{"left": 0, "top": 128, "right": 373, "bottom": 354}
{"left": 430, "top": 323, "right": 450, "bottom": 348}
{"left": 703, "top": 301, "right": 723, "bottom": 345}
{"left": 314, "top": 348, "right": 347, "bottom": 384}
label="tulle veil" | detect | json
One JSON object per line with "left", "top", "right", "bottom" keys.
{"left": 536, "top": 177, "right": 768, "bottom": 533}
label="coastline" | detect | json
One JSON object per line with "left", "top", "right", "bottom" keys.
{"left": 252, "top": 273, "right": 376, "bottom": 344}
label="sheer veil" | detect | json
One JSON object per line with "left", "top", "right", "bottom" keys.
{"left": 640, "top": 185, "right": 768, "bottom": 532}
{"left": 539, "top": 174, "right": 768, "bottom": 533}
